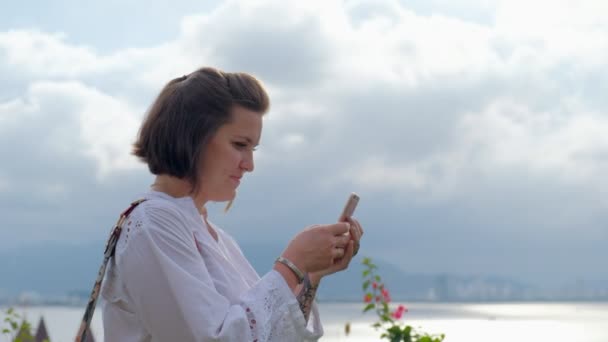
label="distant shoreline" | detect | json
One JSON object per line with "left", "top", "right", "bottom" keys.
{"left": 2, "top": 298, "right": 608, "bottom": 309}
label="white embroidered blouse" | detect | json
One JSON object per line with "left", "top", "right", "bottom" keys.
{"left": 101, "top": 190, "right": 323, "bottom": 341}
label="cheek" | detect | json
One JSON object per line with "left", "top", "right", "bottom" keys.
{"left": 215, "top": 147, "right": 241, "bottom": 177}
{"left": 226, "top": 147, "right": 244, "bottom": 166}
{"left": 204, "top": 144, "right": 243, "bottom": 182}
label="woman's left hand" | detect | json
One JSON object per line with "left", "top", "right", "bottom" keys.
{"left": 346, "top": 217, "right": 364, "bottom": 257}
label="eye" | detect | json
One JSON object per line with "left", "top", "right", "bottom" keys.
{"left": 233, "top": 141, "right": 258, "bottom": 151}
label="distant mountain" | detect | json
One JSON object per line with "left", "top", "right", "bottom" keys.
{"left": 187, "top": 242, "right": 542, "bottom": 302}
{"left": 1, "top": 241, "right": 604, "bottom": 303}
{"left": 1, "top": 242, "right": 102, "bottom": 297}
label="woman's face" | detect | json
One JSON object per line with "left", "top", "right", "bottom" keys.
{"left": 198, "top": 105, "right": 263, "bottom": 202}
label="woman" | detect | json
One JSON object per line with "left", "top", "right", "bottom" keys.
{"left": 100, "top": 67, "right": 364, "bottom": 341}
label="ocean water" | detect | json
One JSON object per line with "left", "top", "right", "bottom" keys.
{"left": 1, "top": 302, "right": 607, "bottom": 341}
{"left": 318, "top": 302, "right": 608, "bottom": 342}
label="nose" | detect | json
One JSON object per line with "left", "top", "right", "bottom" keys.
{"left": 241, "top": 151, "right": 254, "bottom": 172}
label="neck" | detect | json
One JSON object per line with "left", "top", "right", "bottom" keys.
{"left": 151, "top": 175, "right": 208, "bottom": 217}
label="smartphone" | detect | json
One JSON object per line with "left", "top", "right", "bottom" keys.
{"left": 339, "top": 192, "right": 360, "bottom": 221}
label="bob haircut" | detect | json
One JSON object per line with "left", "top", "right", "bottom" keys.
{"left": 133, "top": 67, "right": 269, "bottom": 192}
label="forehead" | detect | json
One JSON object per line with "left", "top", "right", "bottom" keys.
{"left": 220, "top": 105, "right": 263, "bottom": 142}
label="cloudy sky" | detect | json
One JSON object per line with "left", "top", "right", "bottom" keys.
{"left": 1, "top": 0, "right": 607, "bottom": 289}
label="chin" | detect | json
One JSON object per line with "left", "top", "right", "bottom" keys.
{"left": 211, "top": 190, "right": 236, "bottom": 202}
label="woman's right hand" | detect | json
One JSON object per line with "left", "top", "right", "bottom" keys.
{"left": 280, "top": 223, "right": 352, "bottom": 274}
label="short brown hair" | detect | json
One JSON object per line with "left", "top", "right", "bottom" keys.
{"left": 133, "top": 67, "right": 269, "bottom": 191}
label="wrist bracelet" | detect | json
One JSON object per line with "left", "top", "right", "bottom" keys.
{"left": 275, "top": 256, "right": 305, "bottom": 284}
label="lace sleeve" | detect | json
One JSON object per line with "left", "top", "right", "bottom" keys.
{"left": 240, "top": 270, "right": 323, "bottom": 341}
{"left": 115, "top": 201, "right": 322, "bottom": 342}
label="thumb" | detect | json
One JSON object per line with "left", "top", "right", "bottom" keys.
{"left": 328, "top": 222, "right": 350, "bottom": 235}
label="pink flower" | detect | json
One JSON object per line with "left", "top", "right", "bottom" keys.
{"left": 364, "top": 294, "right": 373, "bottom": 303}
{"left": 391, "top": 309, "right": 403, "bottom": 319}
{"left": 391, "top": 305, "right": 408, "bottom": 319}
{"left": 381, "top": 288, "right": 391, "bottom": 302}
{"left": 372, "top": 282, "right": 378, "bottom": 289}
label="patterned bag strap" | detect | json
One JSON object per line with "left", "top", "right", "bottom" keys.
{"left": 75, "top": 198, "right": 147, "bottom": 342}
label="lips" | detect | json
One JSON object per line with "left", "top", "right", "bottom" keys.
{"left": 230, "top": 175, "right": 242, "bottom": 185}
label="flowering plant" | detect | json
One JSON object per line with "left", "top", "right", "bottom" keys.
{"left": 361, "top": 257, "right": 445, "bottom": 342}
{"left": 2, "top": 307, "right": 49, "bottom": 342}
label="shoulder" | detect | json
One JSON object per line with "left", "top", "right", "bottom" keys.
{"left": 117, "top": 196, "right": 197, "bottom": 250}
{"left": 136, "top": 197, "right": 190, "bottom": 224}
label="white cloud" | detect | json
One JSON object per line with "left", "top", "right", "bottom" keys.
{"left": 1, "top": 0, "right": 607, "bottom": 283}
{"left": 281, "top": 134, "right": 306, "bottom": 149}
{"left": 346, "top": 156, "right": 430, "bottom": 190}
{"left": 0, "top": 30, "right": 125, "bottom": 77}
{"left": 0, "top": 81, "right": 143, "bottom": 179}
{"left": 2, "top": 0, "right": 606, "bottom": 194}
{"left": 343, "top": 96, "right": 608, "bottom": 199}
{"left": 494, "top": 0, "right": 608, "bottom": 68}
{"left": 458, "top": 99, "right": 608, "bottom": 183}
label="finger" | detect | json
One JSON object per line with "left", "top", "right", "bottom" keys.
{"left": 347, "top": 224, "right": 360, "bottom": 243}
{"left": 352, "top": 224, "right": 361, "bottom": 241}
{"left": 326, "top": 222, "right": 351, "bottom": 236}
{"left": 345, "top": 240, "right": 354, "bottom": 257}
{"left": 333, "top": 235, "right": 351, "bottom": 248}
{"left": 326, "top": 241, "right": 354, "bottom": 273}
{"left": 351, "top": 218, "right": 363, "bottom": 236}
{"left": 351, "top": 219, "right": 363, "bottom": 238}
{"left": 353, "top": 241, "right": 360, "bottom": 256}
{"left": 344, "top": 217, "right": 361, "bottom": 238}
{"left": 339, "top": 241, "right": 355, "bottom": 269}
{"left": 332, "top": 246, "right": 346, "bottom": 259}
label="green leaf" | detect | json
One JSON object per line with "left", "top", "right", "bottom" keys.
{"left": 375, "top": 275, "right": 381, "bottom": 282}
{"left": 363, "top": 303, "right": 376, "bottom": 312}
{"left": 363, "top": 280, "right": 371, "bottom": 291}
{"left": 402, "top": 326, "right": 412, "bottom": 342}
{"left": 2, "top": 328, "right": 9, "bottom": 334}
{"left": 380, "top": 313, "right": 393, "bottom": 322}
{"left": 388, "top": 326, "right": 402, "bottom": 333}
{"left": 363, "top": 269, "right": 370, "bottom": 277}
